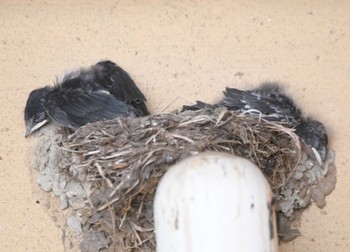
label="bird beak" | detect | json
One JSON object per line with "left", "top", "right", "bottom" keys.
{"left": 25, "top": 119, "right": 49, "bottom": 137}
{"left": 25, "top": 126, "right": 33, "bottom": 138}
{"left": 25, "top": 127, "right": 32, "bottom": 138}
{"left": 311, "top": 147, "right": 323, "bottom": 166}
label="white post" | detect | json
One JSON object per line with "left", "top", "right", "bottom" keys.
{"left": 154, "top": 152, "right": 277, "bottom": 252}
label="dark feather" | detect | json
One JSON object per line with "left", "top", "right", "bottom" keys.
{"left": 58, "top": 60, "right": 149, "bottom": 116}
{"left": 43, "top": 87, "right": 131, "bottom": 130}
{"left": 221, "top": 83, "right": 302, "bottom": 125}
{"left": 182, "top": 101, "right": 218, "bottom": 111}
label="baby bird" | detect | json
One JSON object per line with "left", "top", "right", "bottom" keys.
{"left": 183, "top": 82, "right": 328, "bottom": 163}
{"left": 183, "top": 83, "right": 302, "bottom": 126}
{"left": 24, "top": 60, "right": 149, "bottom": 137}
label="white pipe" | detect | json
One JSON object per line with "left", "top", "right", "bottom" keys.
{"left": 154, "top": 152, "right": 277, "bottom": 252}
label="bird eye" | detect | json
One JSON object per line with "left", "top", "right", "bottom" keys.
{"left": 35, "top": 111, "right": 46, "bottom": 122}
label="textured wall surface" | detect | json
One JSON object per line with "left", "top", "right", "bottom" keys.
{"left": 0, "top": 0, "right": 349, "bottom": 251}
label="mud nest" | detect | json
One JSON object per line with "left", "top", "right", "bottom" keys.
{"left": 33, "top": 107, "right": 336, "bottom": 251}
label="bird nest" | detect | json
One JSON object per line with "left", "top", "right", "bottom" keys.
{"left": 33, "top": 107, "right": 336, "bottom": 251}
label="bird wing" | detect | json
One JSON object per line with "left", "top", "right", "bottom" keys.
{"left": 222, "top": 87, "right": 301, "bottom": 123}
{"left": 182, "top": 101, "right": 219, "bottom": 111}
{"left": 43, "top": 88, "right": 132, "bottom": 130}
{"left": 93, "top": 61, "right": 149, "bottom": 116}
{"left": 222, "top": 88, "right": 275, "bottom": 114}
{"left": 94, "top": 61, "right": 146, "bottom": 101}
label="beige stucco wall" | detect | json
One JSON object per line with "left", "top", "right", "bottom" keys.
{"left": 0, "top": 0, "right": 349, "bottom": 251}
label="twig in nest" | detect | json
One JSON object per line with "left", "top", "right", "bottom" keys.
{"left": 95, "top": 162, "right": 113, "bottom": 188}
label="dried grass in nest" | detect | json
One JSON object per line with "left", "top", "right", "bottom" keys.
{"left": 62, "top": 107, "right": 302, "bottom": 250}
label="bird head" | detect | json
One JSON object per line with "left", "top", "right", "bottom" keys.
{"left": 296, "top": 118, "right": 328, "bottom": 164}
{"left": 24, "top": 87, "right": 51, "bottom": 137}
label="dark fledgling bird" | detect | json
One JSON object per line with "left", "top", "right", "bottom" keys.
{"left": 24, "top": 60, "right": 149, "bottom": 137}
{"left": 183, "top": 82, "right": 328, "bottom": 164}
{"left": 183, "top": 83, "right": 302, "bottom": 126}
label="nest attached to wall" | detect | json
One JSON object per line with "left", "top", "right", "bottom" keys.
{"left": 33, "top": 107, "right": 336, "bottom": 251}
